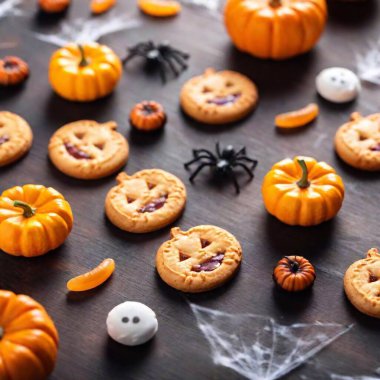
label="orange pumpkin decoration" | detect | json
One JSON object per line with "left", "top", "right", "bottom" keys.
{"left": 275, "top": 103, "right": 319, "bottom": 129}
{"left": 49, "top": 43, "right": 122, "bottom": 102}
{"left": 0, "top": 184, "right": 73, "bottom": 257}
{"left": 138, "top": 0, "right": 181, "bottom": 17}
{"left": 91, "top": 0, "right": 116, "bottom": 14}
{"left": 224, "top": 0, "right": 328, "bottom": 60}
{"left": 130, "top": 100, "right": 167, "bottom": 131}
{"left": 262, "top": 156, "right": 345, "bottom": 226}
{"left": 273, "top": 256, "right": 316, "bottom": 292}
{"left": 39, "top": 0, "right": 70, "bottom": 13}
{"left": 0, "top": 290, "right": 59, "bottom": 380}
{"left": 0, "top": 56, "right": 29, "bottom": 86}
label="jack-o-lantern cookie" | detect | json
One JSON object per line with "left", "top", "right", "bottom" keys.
{"left": 49, "top": 120, "right": 129, "bottom": 179}
{"left": 0, "top": 111, "right": 33, "bottom": 167}
{"left": 156, "top": 225, "right": 242, "bottom": 293}
{"left": 344, "top": 248, "right": 380, "bottom": 318}
{"left": 105, "top": 169, "right": 186, "bottom": 233}
{"left": 335, "top": 112, "right": 380, "bottom": 171}
{"left": 180, "top": 68, "right": 258, "bottom": 125}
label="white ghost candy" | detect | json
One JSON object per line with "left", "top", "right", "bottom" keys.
{"left": 106, "top": 301, "right": 158, "bottom": 346}
{"left": 316, "top": 67, "right": 361, "bottom": 103}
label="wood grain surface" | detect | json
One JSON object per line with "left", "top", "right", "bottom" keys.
{"left": 1, "top": 1, "right": 380, "bottom": 379}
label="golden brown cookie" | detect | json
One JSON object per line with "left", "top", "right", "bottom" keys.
{"left": 0, "top": 111, "right": 33, "bottom": 167}
{"left": 105, "top": 169, "right": 186, "bottom": 233}
{"left": 180, "top": 68, "right": 258, "bottom": 125}
{"left": 335, "top": 112, "right": 380, "bottom": 171}
{"left": 344, "top": 248, "right": 380, "bottom": 318}
{"left": 156, "top": 225, "right": 242, "bottom": 293}
{"left": 48, "top": 120, "right": 129, "bottom": 179}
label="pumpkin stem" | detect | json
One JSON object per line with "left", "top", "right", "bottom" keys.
{"left": 296, "top": 159, "right": 310, "bottom": 189}
{"left": 13, "top": 200, "right": 36, "bottom": 218}
{"left": 285, "top": 257, "right": 300, "bottom": 273}
{"left": 78, "top": 45, "right": 89, "bottom": 67}
{"left": 0, "top": 326, "right": 3, "bottom": 340}
{"left": 269, "top": 0, "right": 282, "bottom": 7}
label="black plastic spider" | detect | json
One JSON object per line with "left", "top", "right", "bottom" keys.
{"left": 122, "top": 40, "right": 189, "bottom": 83}
{"left": 184, "top": 142, "right": 258, "bottom": 194}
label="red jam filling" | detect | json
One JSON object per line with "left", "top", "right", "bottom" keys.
{"left": 207, "top": 93, "right": 241, "bottom": 106}
{"left": 65, "top": 142, "right": 91, "bottom": 159}
{"left": 138, "top": 194, "right": 168, "bottom": 213}
{"left": 192, "top": 252, "right": 225, "bottom": 272}
{"left": 370, "top": 144, "right": 380, "bottom": 152}
{"left": 0, "top": 135, "right": 9, "bottom": 145}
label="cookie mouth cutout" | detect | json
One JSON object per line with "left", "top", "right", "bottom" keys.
{"left": 64, "top": 142, "right": 92, "bottom": 159}
{"left": 138, "top": 194, "right": 168, "bottom": 213}
{"left": 192, "top": 251, "right": 225, "bottom": 272}
{"left": 207, "top": 93, "right": 241, "bottom": 106}
{"left": 0, "top": 135, "right": 9, "bottom": 145}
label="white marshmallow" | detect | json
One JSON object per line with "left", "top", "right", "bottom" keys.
{"left": 106, "top": 301, "right": 158, "bottom": 346}
{"left": 316, "top": 67, "right": 361, "bottom": 103}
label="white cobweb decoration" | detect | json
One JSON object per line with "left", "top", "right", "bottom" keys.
{"left": 180, "top": 0, "right": 222, "bottom": 12}
{"left": 357, "top": 40, "right": 380, "bottom": 85}
{"left": 190, "top": 303, "right": 353, "bottom": 380}
{"left": 34, "top": 12, "right": 141, "bottom": 46}
{"left": 331, "top": 376, "right": 380, "bottom": 380}
{"left": 0, "top": 0, "right": 23, "bottom": 18}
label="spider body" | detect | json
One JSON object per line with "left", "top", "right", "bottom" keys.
{"left": 122, "top": 40, "right": 189, "bottom": 83}
{"left": 184, "top": 143, "right": 258, "bottom": 194}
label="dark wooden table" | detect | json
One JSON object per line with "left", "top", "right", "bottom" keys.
{"left": 1, "top": 1, "right": 380, "bottom": 379}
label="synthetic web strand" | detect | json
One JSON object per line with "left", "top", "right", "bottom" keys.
{"left": 331, "top": 376, "right": 380, "bottom": 380}
{"left": 34, "top": 13, "right": 140, "bottom": 46}
{"left": 190, "top": 303, "right": 353, "bottom": 380}
{"left": 357, "top": 40, "right": 380, "bottom": 85}
{"left": 0, "top": 0, "right": 23, "bottom": 18}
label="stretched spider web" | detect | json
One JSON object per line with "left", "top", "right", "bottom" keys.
{"left": 34, "top": 12, "right": 140, "bottom": 46}
{"left": 357, "top": 40, "right": 380, "bottom": 85}
{"left": 0, "top": 0, "right": 23, "bottom": 18}
{"left": 190, "top": 303, "right": 353, "bottom": 380}
{"left": 331, "top": 376, "right": 380, "bottom": 380}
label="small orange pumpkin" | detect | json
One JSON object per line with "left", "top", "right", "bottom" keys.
{"left": 273, "top": 256, "right": 316, "bottom": 292}
{"left": 39, "top": 0, "right": 70, "bottom": 13}
{"left": 224, "top": 0, "right": 327, "bottom": 60}
{"left": 0, "top": 290, "right": 59, "bottom": 380}
{"left": 262, "top": 156, "right": 345, "bottom": 226}
{"left": 91, "top": 0, "right": 116, "bottom": 14}
{"left": 0, "top": 184, "right": 73, "bottom": 257}
{"left": 0, "top": 56, "right": 29, "bottom": 86}
{"left": 49, "top": 43, "right": 122, "bottom": 102}
{"left": 130, "top": 101, "right": 166, "bottom": 131}
{"left": 138, "top": 0, "right": 181, "bottom": 17}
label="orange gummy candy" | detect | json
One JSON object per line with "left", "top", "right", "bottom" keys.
{"left": 138, "top": 0, "right": 181, "bottom": 17}
{"left": 91, "top": 0, "right": 116, "bottom": 14}
{"left": 275, "top": 103, "right": 319, "bottom": 128}
{"left": 67, "top": 258, "right": 115, "bottom": 291}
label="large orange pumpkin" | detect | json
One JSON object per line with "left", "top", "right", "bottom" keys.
{"left": 0, "top": 290, "right": 59, "bottom": 380}
{"left": 224, "top": 0, "right": 328, "bottom": 60}
{"left": 0, "top": 184, "right": 73, "bottom": 257}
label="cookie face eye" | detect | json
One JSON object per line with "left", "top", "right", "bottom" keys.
{"left": 138, "top": 194, "right": 168, "bottom": 213}
{"left": 369, "top": 273, "right": 378, "bottom": 283}
{"left": 0, "top": 135, "right": 10, "bottom": 146}
{"left": 179, "top": 251, "right": 190, "bottom": 261}
{"left": 122, "top": 317, "right": 129, "bottom": 323}
{"left": 64, "top": 142, "right": 92, "bottom": 160}
{"left": 200, "top": 239, "right": 211, "bottom": 248}
{"left": 74, "top": 132, "right": 85, "bottom": 139}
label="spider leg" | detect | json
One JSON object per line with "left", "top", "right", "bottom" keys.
{"left": 184, "top": 156, "right": 213, "bottom": 168}
{"left": 164, "top": 55, "right": 179, "bottom": 77}
{"left": 192, "top": 149, "right": 215, "bottom": 159}
{"left": 156, "top": 54, "right": 168, "bottom": 83}
{"left": 169, "top": 52, "right": 188, "bottom": 70}
{"left": 232, "top": 162, "right": 255, "bottom": 180}
{"left": 229, "top": 170, "right": 241, "bottom": 194}
{"left": 122, "top": 51, "right": 140, "bottom": 64}
{"left": 188, "top": 163, "right": 214, "bottom": 182}
{"left": 235, "top": 147, "right": 246, "bottom": 157}
{"left": 235, "top": 157, "right": 258, "bottom": 168}
{"left": 216, "top": 142, "right": 222, "bottom": 158}
{"left": 170, "top": 48, "right": 190, "bottom": 60}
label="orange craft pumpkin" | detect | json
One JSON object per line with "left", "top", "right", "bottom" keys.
{"left": 0, "top": 184, "right": 73, "bottom": 257}
{"left": 262, "top": 156, "right": 345, "bottom": 226}
{"left": 39, "top": 0, "right": 70, "bottom": 13}
{"left": 0, "top": 57, "right": 29, "bottom": 86}
{"left": 224, "top": 0, "right": 328, "bottom": 60}
{"left": 49, "top": 43, "right": 122, "bottom": 102}
{"left": 0, "top": 290, "right": 59, "bottom": 380}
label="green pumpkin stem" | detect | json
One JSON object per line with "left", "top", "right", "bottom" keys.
{"left": 78, "top": 45, "right": 88, "bottom": 67}
{"left": 13, "top": 200, "right": 36, "bottom": 218}
{"left": 296, "top": 159, "right": 310, "bottom": 189}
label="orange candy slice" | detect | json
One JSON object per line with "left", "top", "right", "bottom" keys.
{"left": 67, "top": 258, "right": 115, "bottom": 291}
{"left": 138, "top": 0, "right": 181, "bottom": 17}
{"left": 275, "top": 103, "right": 319, "bottom": 129}
{"left": 91, "top": 0, "right": 116, "bottom": 14}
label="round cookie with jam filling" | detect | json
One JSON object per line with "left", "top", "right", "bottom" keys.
{"left": 335, "top": 112, "right": 380, "bottom": 171}
{"left": 48, "top": 120, "right": 129, "bottom": 179}
{"left": 105, "top": 169, "right": 186, "bottom": 233}
{"left": 180, "top": 68, "right": 258, "bottom": 125}
{"left": 0, "top": 111, "right": 33, "bottom": 167}
{"left": 156, "top": 225, "right": 242, "bottom": 293}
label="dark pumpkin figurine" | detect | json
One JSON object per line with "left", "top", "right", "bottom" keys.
{"left": 0, "top": 56, "right": 29, "bottom": 86}
{"left": 130, "top": 101, "right": 166, "bottom": 131}
{"left": 273, "top": 256, "right": 316, "bottom": 292}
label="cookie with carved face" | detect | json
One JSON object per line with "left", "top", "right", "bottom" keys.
{"left": 105, "top": 169, "right": 186, "bottom": 233}
{"left": 344, "top": 248, "right": 380, "bottom": 318}
{"left": 335, "top": 112, "right": 380, "bottom": 171}
{"left": 180, "top": 68, "right": 258, "bottom": 125}
{"left": 48, "top": 120, "right": 129, "bottom": 179}
{"left": 156, "top": 225, "right": 242, "bottom": 293}
{"left": 0, "top": 111, "right": 33, "bottom": 167}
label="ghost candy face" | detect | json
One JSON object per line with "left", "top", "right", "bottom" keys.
{"left": 316, "top": 67, "right": 361, "bottom": 103}
{"left": 106, "top": 301, "right": 158, "bottom": 346}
